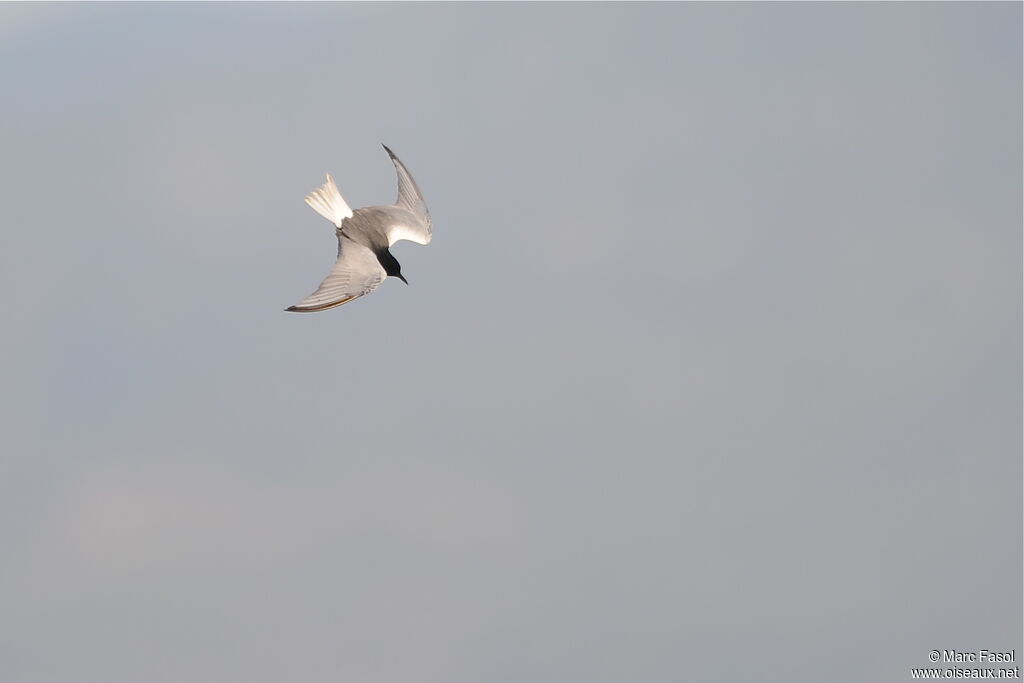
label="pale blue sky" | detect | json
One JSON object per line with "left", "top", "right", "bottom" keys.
{"left": 1, "top": 4, "right": 1020, "bottom": 682}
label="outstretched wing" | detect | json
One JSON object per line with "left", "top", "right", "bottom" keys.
{"left": 286, "top": 235, "right": 386, "bottom": 312}
{"left": 382, "top": 145, "right": 432, "bottom": 245}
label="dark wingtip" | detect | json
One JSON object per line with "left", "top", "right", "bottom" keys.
{"left": 285, "top": 306, "right": 300, "bottom": 312}
{"left": 382, "top": 143, "right": 397, "bottom": 159}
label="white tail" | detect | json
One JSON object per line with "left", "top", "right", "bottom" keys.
{"left": 304, "top": 174, "right": 353, "bottom": 228}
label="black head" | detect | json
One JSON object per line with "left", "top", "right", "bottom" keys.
{"left": 376, "top": 248, "right": 409, "bottom": 285}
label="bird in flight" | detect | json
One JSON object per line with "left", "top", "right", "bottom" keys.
{"left": 286, "top": 145, "right": 432, "bottom": 312}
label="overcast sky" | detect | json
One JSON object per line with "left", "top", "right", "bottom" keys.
{"left": 1, "top": 4, "right": 1020, "bottom": 683}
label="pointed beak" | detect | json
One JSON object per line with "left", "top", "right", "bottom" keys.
{"left": 398, "top": 274, "right": 409, "bottom": 285}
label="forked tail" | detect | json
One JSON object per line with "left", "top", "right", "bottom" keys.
{"left": 304, "top": 174, "right": 353, "bottom": 228}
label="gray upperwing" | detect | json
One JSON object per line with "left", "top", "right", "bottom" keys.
{"left": 285, "top": 235, "right": 386, "bottom": 312}
{"left": 382, "top": 144, "right": 432, "bottom": 245}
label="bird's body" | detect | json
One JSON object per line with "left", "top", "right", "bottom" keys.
{"left": 344, "top": 206, "right": 421, "bottom": 251}
{"left": 286, "top": 145, "right": 432, "bottom": 313}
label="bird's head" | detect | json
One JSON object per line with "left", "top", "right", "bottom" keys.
{"left": 377, "top": 248, "right": 409, "bottom": 285}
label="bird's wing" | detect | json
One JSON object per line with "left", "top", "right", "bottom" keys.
{"left": 382, "top": 145, "right": 432, "bottom": 245}
{"left": 286, "top": 235, "right": 386, "bottom": 312}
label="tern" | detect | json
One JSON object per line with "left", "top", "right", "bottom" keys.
{"left": 286, "top": 145, "right": 432, "bottom": 312}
